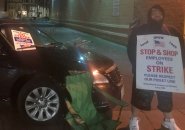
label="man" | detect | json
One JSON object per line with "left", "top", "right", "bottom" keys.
{"left": 127, "top": 4, "right": 185, "bottom": 130}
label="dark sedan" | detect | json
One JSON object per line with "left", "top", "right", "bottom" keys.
{"left": 0, "top": 19, "right": 124, "bottom": 124}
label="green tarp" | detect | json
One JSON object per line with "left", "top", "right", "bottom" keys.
{"left": 65, "top": 72, "right": 120, "bottom": 130}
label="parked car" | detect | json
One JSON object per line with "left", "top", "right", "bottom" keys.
{"left": 0, "top": 18, "right": 124, "bottom": 124}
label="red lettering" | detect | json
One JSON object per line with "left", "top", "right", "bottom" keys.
{"left": 140, "top": 49, "right": 144, "bottom": 55}
{"left": 147, "top": 65, "right": 152, "bottom": 72}
{"left": 156, "top": 66, "right": 161, "bottom": 73}
{"left": 146, "top": 65, "right": 173, "bottom": 74}
{"left": 163, "top": 50, "right": 178, "bottom": 56}
{"left": 140, "top": 49, "right": 156, "bottom": 55}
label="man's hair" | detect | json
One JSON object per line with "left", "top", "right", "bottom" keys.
{"left": 147, "top": 4, "right": 165, "bottom": 22}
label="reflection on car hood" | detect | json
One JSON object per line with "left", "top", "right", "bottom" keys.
{"left": 36, "top": 43, "right": 114, "bottom": 72}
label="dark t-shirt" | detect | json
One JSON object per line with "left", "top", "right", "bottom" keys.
{"left": 127, "top": 23, "right": 185, "bottom": 74}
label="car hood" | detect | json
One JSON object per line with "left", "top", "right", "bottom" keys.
{"left": 35, "top": 43, "right": 114, "bottom": 72}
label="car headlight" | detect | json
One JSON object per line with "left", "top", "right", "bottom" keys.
{"left": 78, "top": 52, "right": 91, "bottom": 63}
{"left": 92, "top": 70, "right": 109, "bottom": 84}
{"left": 78, "top": 55, "right": 86, "bottom": 63}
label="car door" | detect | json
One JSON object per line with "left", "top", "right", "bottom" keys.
{"left": 0, "top": 33, "right": 19, "bottom": 97}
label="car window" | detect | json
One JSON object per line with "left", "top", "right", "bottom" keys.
{"left": 11, "top": 29, "right": 36, "bottom": 51}
{"left": 4, "top": 25, "right": 58, "bottom": 51}
{"left": 0, "top": 34, "right": 8, "bottom": 55}
{"left": 0, "top": 28, "right": 6, "bottom": 37}
{"left": 30, "top": 28, "right": 56, "bottom": 44}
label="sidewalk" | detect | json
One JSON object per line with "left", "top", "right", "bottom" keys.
{"left": 113, "top": 74, "right": 185, "bottom": 130}
{"left": 113, "top": 108, "right": 185, "bottom": 130}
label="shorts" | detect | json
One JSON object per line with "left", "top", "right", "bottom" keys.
{"left": 131, "top": 76, "right": 173, "bottom": 112}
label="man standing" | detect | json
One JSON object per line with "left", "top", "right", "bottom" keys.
{"left": 127, "top": 4, "right": 185, "bottom": 130}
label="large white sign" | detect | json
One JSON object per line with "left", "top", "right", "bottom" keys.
{"left": 11, "top": 30, "right": 36, "bottom": 51}
{"left": 136, "top": 34, "right": 185, "bottom": 93}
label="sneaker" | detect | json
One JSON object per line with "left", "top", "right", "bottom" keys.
{"left": 162, "top": 118, "right": 181, "bottom": 130}
{"left": 129, "top": 117, "right": 139, "bottom": 130}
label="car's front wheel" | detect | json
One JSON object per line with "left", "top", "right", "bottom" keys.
{"left": 17, "top": 76, "right": 65, "bottom": 124}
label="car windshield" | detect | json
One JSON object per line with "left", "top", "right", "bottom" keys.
{"left": 1, "top": 24, "right": 58, "bottom": 51}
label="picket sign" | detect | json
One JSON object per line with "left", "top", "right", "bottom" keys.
{"left": 136, "top": 34, "right": 185, "bottom": 93}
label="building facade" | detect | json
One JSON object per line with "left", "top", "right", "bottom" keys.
{"left": 50, "top": 0, "right": 185, "bottom": 44}
{"left": 0, "top": 0, "right": 184, "bottom": 44}
{"left": 50, "top": 0, "right": 134, "bottom": 45}
{"left": 5, "top": 0, "right": 49, "bottom": 19}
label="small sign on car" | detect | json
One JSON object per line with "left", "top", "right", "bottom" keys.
{"left": 11, "top": 30, "right": 36, "bottom": 51}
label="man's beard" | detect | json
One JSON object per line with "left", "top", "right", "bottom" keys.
{"left": 149, "top": 19, "right": 163, "bottom": 28}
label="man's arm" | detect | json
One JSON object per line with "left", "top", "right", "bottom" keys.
{"left": 174, "top": 28, "right": 185, "bottom": 84}
{"left": 127, "top": 29, "right": 137, "bottom": 65}
{"left": 169, "top": 26, "right": 185, "bottom": 68}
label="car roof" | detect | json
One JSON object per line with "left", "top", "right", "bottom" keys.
{"left": 0, "top": 18, "right": 62, "bottom": 27}
{"left": 0, "top": 18, "right": 25, "bottom": 25}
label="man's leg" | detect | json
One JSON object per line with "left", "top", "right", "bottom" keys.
{"left": 162, "top": 112, "right": 181, "bottom": 130}
{"left": 163, "top": 112, "right": 172, "bottom": 119}
{"left": 157, "top": 91, "right": 181, "bottom": 130}
{"left": 129, "top": 77, "right": 153, "bottom": 130}
{"left": 131, "top": 105, "right": 139, "bottom": 118}
{"left": 129, "top": 105, "right": 140, "bottom": 130}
